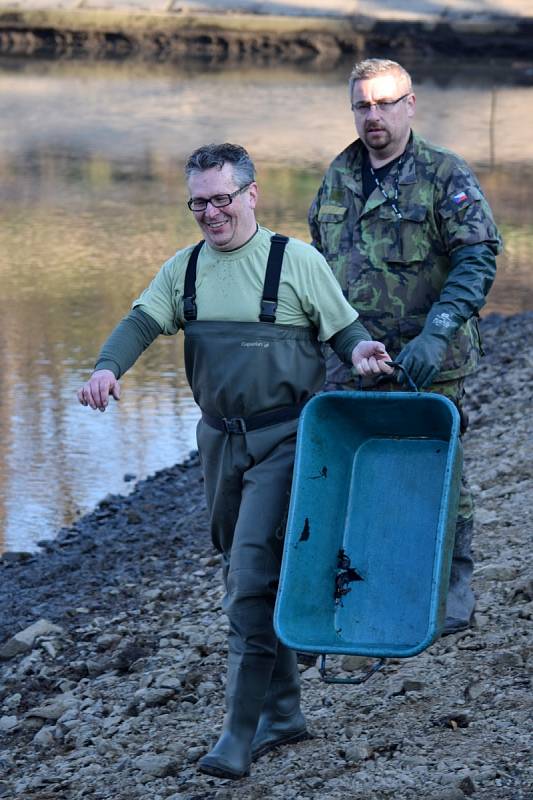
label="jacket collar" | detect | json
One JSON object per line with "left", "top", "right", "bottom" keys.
{"left": 339, "top": 132, "right": 418, "bottom": 214}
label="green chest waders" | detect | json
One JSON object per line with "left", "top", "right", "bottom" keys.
{"left": 184, "top": 235, "right": 318, "bottom": 778}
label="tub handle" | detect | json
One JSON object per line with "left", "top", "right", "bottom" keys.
{"left": 386, "top": 361, "right": 419, "bottom": 392}
{"left": 356, "top": 361, "right": 418, "bottom": 392}
{"left": 319, "top": 654, "right": 386, "bottom": 685}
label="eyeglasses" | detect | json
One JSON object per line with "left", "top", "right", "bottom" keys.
{"left": 187, "top": 183, "right": 252, "bottom": 212}
{"left": 351, "top": 93, "right": 411, "bottom": 114}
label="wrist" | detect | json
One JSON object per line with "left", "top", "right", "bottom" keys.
{"left": 425, "top": 308, "right": 460, "bottom": 339}
{"left": 94, "top": 361, "right": 120, "bottom": 379}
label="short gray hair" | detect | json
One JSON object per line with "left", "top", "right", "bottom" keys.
{"left": 349, "top": 58, "right": 412, "bottom": 98}
{"left": 185, "top": 143, "right": 256, "bottom": 187}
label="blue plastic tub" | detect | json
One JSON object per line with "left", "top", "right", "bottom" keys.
{"left": 274, "top": 390, "right": 463, "bottom": 658}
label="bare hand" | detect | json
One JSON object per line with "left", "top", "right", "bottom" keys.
{"left": 351, "top": 341, "right": 394, "bottom": 376}
{"left": 77, "top": 369, "right": 121, "bottom": 412}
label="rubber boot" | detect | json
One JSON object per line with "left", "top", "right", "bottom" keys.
{"left": 251, "top": 643, "right": 309, "bottom": 761}
{"left": 443, "top": 517, "right": 476, "bottom": 635}
{"left": 197, "top": 653, "right": 274, "bottom": 780}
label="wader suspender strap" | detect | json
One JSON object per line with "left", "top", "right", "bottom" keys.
{"left": 259, "top": 234, "right": 289, "bottom": 323}
{"left": 183, "top": 240, "right": 205, "bottom": 321}
{"left": 183, "top": 234, "right": 289, "bottom": 323}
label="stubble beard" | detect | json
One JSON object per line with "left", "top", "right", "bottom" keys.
{"left": 363, "top": 125, "right": 392, "bottom": 152}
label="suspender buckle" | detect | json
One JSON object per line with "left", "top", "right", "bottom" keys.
{"left": 223, "top": 417, "right": 247, "bottom": 434}
{"left": 259, "top": 299, "right": 278, "bottom": 323}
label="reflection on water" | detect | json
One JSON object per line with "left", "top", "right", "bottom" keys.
{"left": 1, "top": 59, "right": 532, "bottom": 552}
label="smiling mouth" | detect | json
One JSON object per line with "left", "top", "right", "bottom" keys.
{"left": 205, "top": 220, "right": 227, "bottom": 229}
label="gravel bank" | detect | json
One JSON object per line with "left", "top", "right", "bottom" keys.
{"left": 0, "top": 312, "right": 532, "bottom": 800}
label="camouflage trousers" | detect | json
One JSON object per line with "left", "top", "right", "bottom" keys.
{"left": 324, "top": 376, "right": 474, "bottom": 525}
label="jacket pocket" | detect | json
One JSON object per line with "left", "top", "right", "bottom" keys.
{"left": 317, "top": 204, "right": 348, "bottom": 258}
{"left": 378, "top": 204, "right": 432, "bottom": 264}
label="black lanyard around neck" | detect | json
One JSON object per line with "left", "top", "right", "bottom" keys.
{"left": 369, "top": 151, "right": 407, "bottom": 220}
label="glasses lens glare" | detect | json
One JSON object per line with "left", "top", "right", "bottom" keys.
{"left": 188, "top": 184, "right": 250, "bottom": 211}
{"left": 352, "top": 94, "right": 408, "bottom": 114}
{"left": 210, "top": 195, "right": 231, "bottom": 208}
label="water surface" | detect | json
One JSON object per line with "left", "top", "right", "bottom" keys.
{"left": 1, "top": 58, "right": 532, "bottom": 552}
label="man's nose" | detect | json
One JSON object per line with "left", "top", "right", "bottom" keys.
{"left": 366, "top": 104, "right": 381, "bottom": 120}
{"left": 203, "top": 201, "right": 220, "bottom": 217}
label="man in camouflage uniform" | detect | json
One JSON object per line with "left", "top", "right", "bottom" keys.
{"left": 309, "top": 58, "right": 502, "bottom": 635}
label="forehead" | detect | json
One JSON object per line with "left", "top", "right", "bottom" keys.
{"left": 352, "top": 72, "right": 406, "bottom": 100}
{"left": 188, "top": 162, "right": 237, "bottom": 196}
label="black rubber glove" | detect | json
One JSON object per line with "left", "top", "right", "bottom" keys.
{"left": 396, "top": 243, "right": 497, "bottom": 389}
{"left": 395, "top": 315, "right": 455, "bottom": 389}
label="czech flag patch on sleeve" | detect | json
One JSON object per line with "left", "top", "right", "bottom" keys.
{"left": 452, "top": 191, "right": 468, "bottom": 204}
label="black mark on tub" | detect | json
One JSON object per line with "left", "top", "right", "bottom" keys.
{"left": 298, "top": 518, "right": 311, "bottom": 542}
{"left": 334, "top": 548, "right": 363, "bottom": 604}
{"left": 310, "top": 466, "right": 328, "bottom": 480}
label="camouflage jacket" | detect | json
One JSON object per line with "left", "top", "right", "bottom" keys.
{"left": 309, "top": 133, "right": 502, "bottom": 385}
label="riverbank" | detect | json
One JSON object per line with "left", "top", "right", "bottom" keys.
{"left": 0, "top": 0, "right": 532, "bottom": 62}
{"left": 0, "top": 312, "right": 531, "bottom": 799}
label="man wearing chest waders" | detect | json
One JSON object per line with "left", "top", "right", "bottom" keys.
{"left": 78, "top": 143, "right": 394, "bottom": 780}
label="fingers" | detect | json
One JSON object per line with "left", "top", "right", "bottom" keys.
{"left": 353, "top": 342, "right": 395, "bottom": 375}
{"left": 77, "top": 381, "right": 105, "bottom": 411}
{"left": 356, "top": 355, "right": 382, "bottom": 375}
{"left": 376, "top": 350, "right": 394, "bottom": 374}
{"left": 111, "top": 382, "right": 121, "bottom": 402}
{"left": 77, "top": 372, "right": 119, "bottom": 411}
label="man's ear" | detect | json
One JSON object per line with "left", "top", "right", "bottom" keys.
{"left": 248, "top": 182, "right": 259, "bottom": 209}
{"left": 407, "top": 92, "right": 416, "bottom": 119}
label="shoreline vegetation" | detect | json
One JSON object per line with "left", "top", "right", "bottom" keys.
{"left": 0, "top": 4, "right": 533, "bottom": 63}
{"left": 0, "top": 312, "right": 531, "bottom": 799}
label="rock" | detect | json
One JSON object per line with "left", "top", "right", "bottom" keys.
{"left": 2, "top": 692, "right": 21, "bottom": 710}
{"left": 197, "top": 680, "right": 217, "bottom": 697}
{"left": 26, "top": 693, "right": 79, "bottom": 721}
{"left": 95, "top": 633, "right": 122, "bottom": 652}
{"left": 132, "top": 754, "right": 178, "bottom": 777}
{"left": 0, "top": 715, "right": 18, "bottom": 732}
{"left": 0, "top": 619, "right": 64, "bottom": 660}
{"left": 387, "top": 678, "right": 426, "bottom": 696}
{"left": 433, "top": 789, "right": 467, "bottom": 800}
{"left": 32, "top": 726, "right": 56, "bottom": 747}
{"left": 465, "top": 680, "right": 485, "bottom": 700}
{"left": 340, "top": 655, "right": 373, "bottom": 671}
{"left": 132, "top": 687, "right": 176, "bottom": 708}
{"left": 186, "top": 746, "right": 206, "bottom": 763}
{"left": 509, "top": 576, "right": 533, "bottom": 603}
{"left": 458, "top": 776, "right": 476, "bottom": 796}
{"left": 475, "top": 508, "right": 498, "bottom": 525}
{"left": 301, "top": 666, "right": 320, "bottom": 680}
{"left": 475, "top": 563, "right": 519, "bottom": 581}
{"left": 154, "top": 671, "right": 183, "bottom": 691}
{"left": 492, "top": 650, "right": 523, "bottom": 668}
{"left": 433, "top": 711, "right": 471, "bottom": 729}
{"left": 342, "top": 742, "right": 373, "bottom": 763}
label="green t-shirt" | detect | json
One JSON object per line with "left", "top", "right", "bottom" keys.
{"left": 133, "top": 226, "right": 358, "bottom": 342}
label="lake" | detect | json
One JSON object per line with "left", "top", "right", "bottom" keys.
{"left": 1, "top": 56, "right": 532, "bottom": 552}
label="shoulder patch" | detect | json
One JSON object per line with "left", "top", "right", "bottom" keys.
{"left": 452, "top": 191, "right": 468, "bottom": 205}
